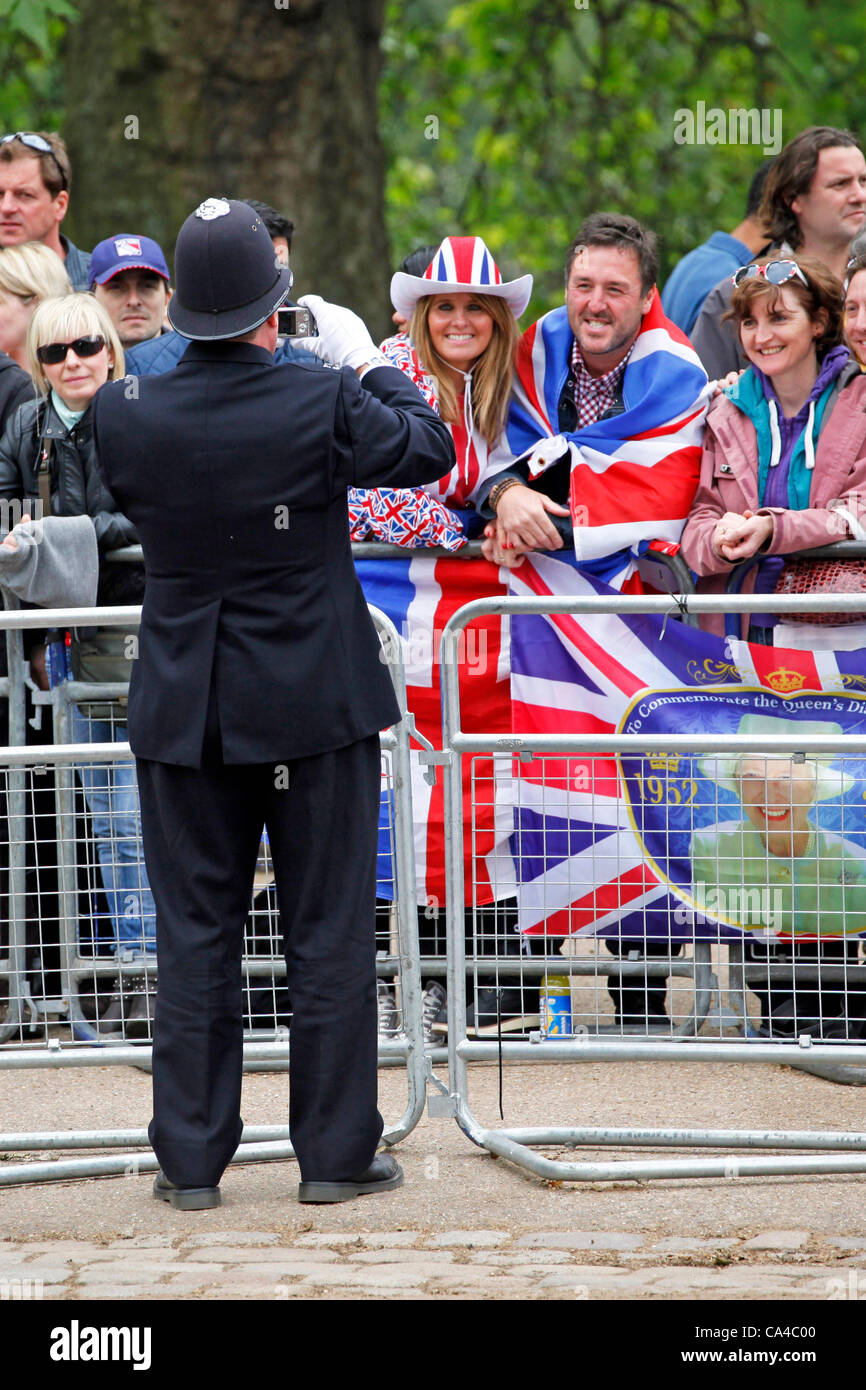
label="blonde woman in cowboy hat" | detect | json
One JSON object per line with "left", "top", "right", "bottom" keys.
{"left": 690, "top": 715, "right": 866, "bottom": 1037}
{"left": 351, "top": 236, "right": 543, "bottom": 1042}
{"left": 379, "top": 234, "right": 533, "bottom": 519}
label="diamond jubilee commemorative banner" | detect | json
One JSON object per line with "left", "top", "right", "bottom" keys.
{"left": 509, "top": 554, "right": 866, "bottom": 942}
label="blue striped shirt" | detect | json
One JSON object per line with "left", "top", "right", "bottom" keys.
{"left": 60, "top": 235, "right": 92, "bottom": 292}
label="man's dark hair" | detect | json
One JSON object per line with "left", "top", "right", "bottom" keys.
{"left": 244, "top": 199, "right": 294, "bottom": 248}
{"left": 759, "top": 126, "right": 862, "bottom": 250}
{"left": 399, "top": 244, "right": 438, "bottom": 277}
{"left": 565, "top": 212, "right": 659, "bottom": 294}
{"left": 0, "top": 131, "right": 70, "bottom": 199}
{"left": 746, "top": 160, "right": 775, "bottom": 219}
{"left": 845, "top": 250, "right": 866, "bottom": 290}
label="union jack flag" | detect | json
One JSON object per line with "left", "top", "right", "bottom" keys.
{"left": 356, "top": 553, "right": 515, "bottom": 908}
{"left": 348, "top": 487, "right": 466, "bottom": 550}
{"left": 506, "top": 297, "right": 711, "bottom": 579}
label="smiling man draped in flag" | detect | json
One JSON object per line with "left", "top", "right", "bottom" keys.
{"left": 480, "top": 212, "right": 711, "bottom": 590}
{"left": 476, "top": 213, "right": 712, "bottom": 1026}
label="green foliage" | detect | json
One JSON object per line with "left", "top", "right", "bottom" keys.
{"left": 381, "top": 0, "right": 866, "bottom": 318}
{"left": 0, "top": 0, "right": 78, "bottom": 132}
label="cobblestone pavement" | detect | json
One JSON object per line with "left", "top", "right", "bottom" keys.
{"left": 2, "top": 1058, "right": 866, "bottom": 1300}
{"left": 2, "top": 1226, "right": 866, "bottom": 1300}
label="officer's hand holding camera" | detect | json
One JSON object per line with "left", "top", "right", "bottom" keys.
{"left": 297, "top": 294, "right": 389, "bottom": 374}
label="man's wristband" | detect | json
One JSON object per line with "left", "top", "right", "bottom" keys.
{"left": 489, "top": 477, "right": 524, "bottom": 514}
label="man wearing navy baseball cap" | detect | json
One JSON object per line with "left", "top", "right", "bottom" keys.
{"left": 90, "top": 233, "right": 172, "bottom": 348}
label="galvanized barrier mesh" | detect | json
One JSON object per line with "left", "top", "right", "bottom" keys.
{"left": 463, "top": 750, "right": 866, "bottom": 1043}
{"left": 0, "top": 726, "right": 407, "bottom": 1053}
{"left": 438, "top": 591, "right": 866, "bottom": 1183}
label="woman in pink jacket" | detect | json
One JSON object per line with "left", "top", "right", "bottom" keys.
{"left": 844, "top": 251, "right": 866, "bottom": 369}
{"left": 682, "top": 257, "right": 866, "bottom": 1038}
{"left": 680, "top": 255, "right": 866, "bottom": 648}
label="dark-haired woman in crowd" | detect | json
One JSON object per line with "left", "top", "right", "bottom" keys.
{"left": 844, "top": 250, "right": 866, "bottom": 369}
{"left": 681, "top": 256, "right": 866, "bottom": 1038}
{"left": 681, "top": 254, "right": 866, "bottom": 651}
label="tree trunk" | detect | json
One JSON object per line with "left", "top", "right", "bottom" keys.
{"left": 63, "top": 0, "right": 392, "bottom": 335}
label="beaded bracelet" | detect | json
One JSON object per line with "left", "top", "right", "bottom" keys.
{"left": 489, "top": 477, "right": 524, "bottom": 514}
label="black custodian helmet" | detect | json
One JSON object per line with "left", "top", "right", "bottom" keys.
{"left": 168, "top": 197, "right": 291, "bottom": 340}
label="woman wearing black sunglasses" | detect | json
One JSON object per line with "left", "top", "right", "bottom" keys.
{"left": 0, "top": 292, "right": 157, "bottom": 1032}
{"left": 0, "top": 240, "right": 71, "bottom": 382}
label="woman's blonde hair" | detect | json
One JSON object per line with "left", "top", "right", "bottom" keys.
{"left": 27, "top": 293, "right": 125, "bottom": 397}
{"left": 0, "top": 241, "right": 71, "bottom": 303}
{"left": 409, "top": 293, "right": 519, "bottom": 446}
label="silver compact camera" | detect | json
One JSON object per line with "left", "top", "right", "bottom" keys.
{"left": 277, "top": 304, "right": 317, "bottom": 338}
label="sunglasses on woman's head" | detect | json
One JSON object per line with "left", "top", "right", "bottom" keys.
{"left": 36, "top": 335, "right": 106, "bottom": 365}
{"left": 732, "top": 260, "right": 810, "bottom": 290}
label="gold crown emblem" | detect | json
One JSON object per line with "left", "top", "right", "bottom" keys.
{"left": 647, "top": 754, "right": 681, "bottom": 772}
{"left": 765, "top": 666, "right": 806, "bottom": 694}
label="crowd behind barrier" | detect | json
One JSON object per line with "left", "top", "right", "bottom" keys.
{"left": 4, "top": 545, "right": 866, "bottom": 1057}
{"left": 4, "top": 126, "right": 866, "bottom": 1190}
{"left": 3, "top": 561, "right": 866, "bottom": 1185}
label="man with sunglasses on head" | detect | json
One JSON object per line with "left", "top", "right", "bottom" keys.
{"left": 0, "top": 132, "right": 90, "bottom": 291}
{"left": 691, "top": 126, "right": 866, "bottom": 379}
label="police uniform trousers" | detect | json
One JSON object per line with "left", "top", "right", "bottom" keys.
{"left": 135, "top": 692, "right": 384, "bottom": 1189}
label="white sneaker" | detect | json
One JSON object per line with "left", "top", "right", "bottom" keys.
{"left": 377, "top": 981, "right": 400, "bottom": 1037}
{"left": 422, "top": 982, "right": 448, "bottom": 1048}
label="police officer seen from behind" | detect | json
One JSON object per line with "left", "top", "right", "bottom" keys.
{"left": 92, "top": 198, "right": 455, "bottom": 1208}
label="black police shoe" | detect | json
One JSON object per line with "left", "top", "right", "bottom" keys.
{"left": 297, "top": 1154, "right": 403, "bottom": 1204}
{"left": 152, "top": 1170, "right": 221, "bottom": 1210}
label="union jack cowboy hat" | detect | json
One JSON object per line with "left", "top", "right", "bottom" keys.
{"left": 390, "top": 235, "right": 533, "bottom": 322}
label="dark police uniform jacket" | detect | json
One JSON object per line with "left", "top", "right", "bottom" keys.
{"left": 91, "top": 342, "right": 455, "bottom": 768}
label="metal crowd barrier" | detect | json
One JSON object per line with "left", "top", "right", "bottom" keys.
{"left": 353, "top": 537, "right": 698, "bottom": 1068}
{"left": 436, "top": 589, "right": 866, "bottom": 1184}
{"left": 358, "top": 535, "right": 698, "bottom": 1025}
{"left": 0, "top": 594, "right": 428, "bottom": 1185}
{"left": 726, "top": 539, "right": 866, "bottom": 640}
{"left": 722, "top": 540, "right": 866, "bottom": 1082}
